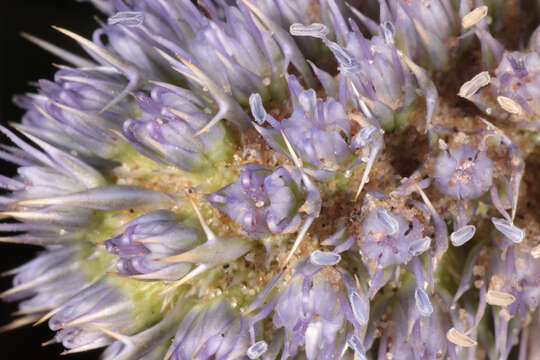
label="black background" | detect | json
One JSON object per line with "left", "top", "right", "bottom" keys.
{"left": 0, "top": 1, "right": 102, "bottom": 358}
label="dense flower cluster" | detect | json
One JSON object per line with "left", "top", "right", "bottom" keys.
{"left": 1, "top": 0, "right": 539, "bottom": 359}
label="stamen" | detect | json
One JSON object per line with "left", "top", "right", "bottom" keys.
{"left": 458, "top": 71, "right": 490, "bottom": 99}
{"left": 450, "top": 225, "right": 476, "bottom": 246}
{"left": 496, "top": 96, "right": 523, "bottom": 115}
{"left": 309, "top": 250, "right": 341, "bottom": 266}
{"left": 289, "top": 23, "right": 329, "bottom": 39}
{"left": 326, "top": 41, "right": 356, "bottom": 69}
{"left": 491, "top": 217, "right": 525, "bottom": 243}
{"left": 408, "top": 236, "right": 432, "bottom": 256}
{"left": 247, "top": 340, "right": 268, "bottom": 359}
{"left": 249, "top": 93, "right": 267, "bottom": 125}
{"left": 446, "top": 328, "right": 477, "bottom": 347}
{"left": 485, "top": 290, "right": 515, "bottom": 307}
{"left": 461, "top": 6, "right": 489, "bottom": 29}
{"left": 108, "top": 12, "right": 145, "bottom": 27}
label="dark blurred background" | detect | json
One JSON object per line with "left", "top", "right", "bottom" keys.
{"left": 0, "top": 1, "right": 101, "bottom": 358}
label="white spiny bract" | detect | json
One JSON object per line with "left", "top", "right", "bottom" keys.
{"left": 0, "top": 1, "right": 539, "bottom": 359}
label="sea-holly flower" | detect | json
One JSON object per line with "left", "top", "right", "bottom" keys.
{"left": 488, "top": 50, "right": 540, "bottom": 131}
{"left": 431, "top": 141, "right": 486, "bottom": 245}
{"left": 485, "top": 247, "right": 540, "bottom": 313}
{"left": 0, "top": 126, "right": 102, "bottom": 234}
{"left": 0, "top": 124, "right": 174, "bottom": 252}
{"left": 359, "top": 208, "right": 424, "bottom": 268}
{"left": 123, "top": 83, "right": 233, "bottom": 172}
{"left": 142, "top": 202, "right": 254, "bottom": 296}
{"left": 106, "top": 0, "right": 314, "bottom": 109}
{"left": 434, "top": 144, "right": 494, "bottom": 200}
{"left": 377, "top": 285, "right": 453, "bottom": 359}
{"left": 173, "top": 0, "right": 313, "bottom": 101}
{"left": 247, "top": 256, "right": 357, "bottom": 360}
{"left": 476, "top": 119, "right": 527, "bottom": 242}
{"left": 206, "top": 163, "right": 273, "bottom": 236}
{"left": 207, "top": 163, "right": 321, "bottom": 237}
{"left": 360, "top": 1, "right": 507, "bottom": 72}
{"left": 361, "top": 0, "right": 468, "bottom": 71}
{"left": 166, "top": 300, "right": 250, "bottom": 360}
{"left": 0, "top": 246, "right": 90, "bottom": 322}
{"left": 250, "top": 76, "right": 370, "bottom": 180}
{"left": 105, "top": 210, "right": 203, "bottom": 281}
{"left": 354, "top": 185, "right": 450, "bottom": 295}
{"left": 460, "top": 245, "right": 540, "bottom": 360}
{"left": 48, "top": 279, "right": 135, "bottom": 353}
{"left": 272, "top": 274, "right": 346, "bottom": 359}
{"left": 101, "top": 299, "right": 192, "bottom": 360}
{"left": 245, "top": 0, "right": 361, "bottom": 59}
{"left": 12, "top": 64, "right": 135, "bottom": 160}
{"left": 290, "top": 17, "right": 437, "bottom": 132}
{"left": 461, "top": 27, "right": 540, "bottom": 135}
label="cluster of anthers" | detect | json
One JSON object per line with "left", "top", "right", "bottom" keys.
{"left": 1, "top": 0, "right": 540, "bottom": 359}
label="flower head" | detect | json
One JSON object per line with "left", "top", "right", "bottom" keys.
{"left": 1, "top": 0, "right": 539, "bottom": 359}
